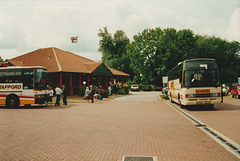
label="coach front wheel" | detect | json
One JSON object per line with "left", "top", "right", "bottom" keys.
{"left": 179, "top": 100, "right": 185, "bottom": 108}
{"left": 207, "top": 104, "right": 214, "bottom": 110}
{"left": 6, "top": 95, "right": 19, "bottom": 108}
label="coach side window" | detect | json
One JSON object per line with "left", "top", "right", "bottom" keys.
{"left": 22, "top": 70, "right": 33, "bottom": 89}
{"left": 0, "top": 71, "right": 21, "bottom": 83}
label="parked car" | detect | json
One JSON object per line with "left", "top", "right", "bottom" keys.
{"left": 231, "top": 86, "right": 240, "bottom": 99}
{"left": 162, "top": 87, "right": 168, "bottom": 94}
{"left": 131, "top": 84, "right": 139, "bottom": 91}
{"left": 222, "top": 84, "right": 229, "bottom": 96}
{"left": 155, "top": 86, "right": 162, "bottom": 91}
{"left": 143, "top": 85, "right": 151, "bottom": 91}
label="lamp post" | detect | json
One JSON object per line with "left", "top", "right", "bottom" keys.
{"left": 83, "top": 81, "right": 86, "bottom": 95}
{"left": 140, "top": 74, "right": 143, "bottom": 91}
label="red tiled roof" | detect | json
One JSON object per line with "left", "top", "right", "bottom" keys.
{"left": 8, "top": 47, "right": 129, "bottom": 76}
{"left": 108, "top": 67, "right": 129, "bottom": 76}
{"left": 84, "top": 62, "right": 102, "bottom": 73}
{"left": 7, "top": 60, "right": 24, "bottom": 66}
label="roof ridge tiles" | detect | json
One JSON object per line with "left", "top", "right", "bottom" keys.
{"left": 53, "top": 47, "right": 95, "bottom": 63}
{"left": 52, "top": 47, "right": 62, "bottom": 71}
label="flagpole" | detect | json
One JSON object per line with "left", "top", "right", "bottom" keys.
{"left": 77, "top": 34, "right": 80, "bottom": 55}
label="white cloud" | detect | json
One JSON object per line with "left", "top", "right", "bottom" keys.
{"left": 0, "top": 0, "right": 239, "bottom": 61}
{"left": 227, "top": 8, "right": 240, "bottom": 41}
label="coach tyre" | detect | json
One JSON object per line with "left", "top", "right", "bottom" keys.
{"left": 6, "top": 95, "right": 19, "bottom": 108}
{"left": 178, "top": 93, "right": 184, "bottom": 108}
{"left": 170, "top": 93, "right": 174, "bottom": 103}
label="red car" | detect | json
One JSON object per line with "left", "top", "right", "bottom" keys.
{"left": 231, "top": 86, "right": 240, "bottom": 99}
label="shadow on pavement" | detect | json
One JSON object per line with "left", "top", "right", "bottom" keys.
{"left": 0, "top": 103, "right": 75, "bottom": 110}
{"left": 185, "top": 103, "right": 240, "bottom": 111}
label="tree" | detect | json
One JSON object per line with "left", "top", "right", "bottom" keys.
{"left": 127, "top": 26, "right": 239, "bottom": 85}
{"left": 98, "top": 26, "right": 240, "bottom": 85}
{"left": 127, "top": 27, "right": 196, "bottom": 85}
{"left": 195, "top": 36, "right": 240, "bottom": 83}
{"left": 97, "top": 27, "right": 132, "bottom": 76}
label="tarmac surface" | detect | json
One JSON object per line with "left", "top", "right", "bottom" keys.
{"left": 0, "top": 92, "right": 239, "bottom": 161}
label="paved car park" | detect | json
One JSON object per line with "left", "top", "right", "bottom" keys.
{"left": 178, "top": 95, "right": 240, "bottom": 145}
{"left": 0, "top": 92, "right": 239, "bottom": 161}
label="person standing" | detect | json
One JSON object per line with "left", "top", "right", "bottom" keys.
{"left": 108, "top": 86, "right": 112, "bottom": 95}
{"left": 90, "top": 85, "right": 94, "bottom": 103}
{"left": 49, "top": 87, "right": 54, "bottom": 102}
{"left": 85, "top": 86, "right": 90, "bottom": 103}
{"left": 62, "top": 85, "right": 68, "bottom": 105}
{"left": 99, "top": 85, "right": 103, "bottom": 100}
{"left": 55, "top": 85, "right": 62, "bottom": 106}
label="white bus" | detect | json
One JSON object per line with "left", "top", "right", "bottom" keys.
{"left": 168, "top": 58, "right": 222, "bottom": 108}
{"left": 0, "top": 66, "right": 50, "bottom": 107}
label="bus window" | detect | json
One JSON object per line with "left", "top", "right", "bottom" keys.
{"left": 22, "top": 70, "right": 33, "bottom": 89}
{"left": 0, "top": 70, "right": 21, "bottom": 83}
{"left": 184, "top": 66, "right": 220, "bottom": 87}
{"left": 35, "top": 68, "right": 49, "bottom": 90}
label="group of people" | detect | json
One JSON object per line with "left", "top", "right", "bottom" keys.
{"left": 48, "top": 82, "right": 121, "bottom": 105}
{"left": 84, "top": 85, "right": 103, "bottom": 103}
{"left": 49, "top": 85, "right": 68, "bottom": 106}
{"left": 108, "top": 82, "right": 120, "bottom": 95}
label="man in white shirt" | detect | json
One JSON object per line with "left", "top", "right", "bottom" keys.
{"left": 55, "top": 85, "right": 62, "bottom": 106}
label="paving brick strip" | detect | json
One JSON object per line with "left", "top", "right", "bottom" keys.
{"left": 0, "top": 100, "right": 238, "bottom": 161}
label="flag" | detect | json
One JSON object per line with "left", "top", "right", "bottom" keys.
{"left": 3, "top": 61, "right": 9, "bottom": 67}
{"left": 70, "top": 36, "right": 78, "bottom": 43}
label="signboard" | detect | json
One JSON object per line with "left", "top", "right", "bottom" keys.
{"left": 238, "top": 77, "right": 240, "bottom": 85}
{"left": 0, "top": 83, "right": 23, "bottom": 91}
{"left": 95, "top": 66, "right": 110, "bottom": 74}
{"left": 92, "top": 64, "right": 112, "bottom": 76}
{"left": 196, "top": 89, "right": 210, "bottom": 93}
{"left": 162, "top": 76, "right": 168, "bottom": 87}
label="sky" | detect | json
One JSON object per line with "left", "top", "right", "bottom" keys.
{"left": 0, "top": 0, "right": 239, "bottom": 62}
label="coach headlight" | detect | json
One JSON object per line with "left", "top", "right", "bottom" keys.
{"left": 212, "top": 93, "right": 220, "bottom": 97}
{"left": 185, "top": 94, "right": 194, "bottom": 98}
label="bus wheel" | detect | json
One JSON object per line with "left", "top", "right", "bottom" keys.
{"left": 232, "top": 94, "right": 234, "bottom": 98}
{"left": 178, "top": 94, "right": 184, "bottom": 108}
{"left": 207, "top": 104, "right": 214, "bottom": 110}
{"left": 179, "top": 100, "right": 185, "bottom": 108}
{"left": 6, "top": 95, "right": 19, "bottom": 108}
{"left": 170, "top": 93, "right": 174, "bottom": 103}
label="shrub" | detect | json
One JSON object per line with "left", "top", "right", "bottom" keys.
{"left": 79, "top": 88, "right": 85, "bottom": 96}
{"left": 118, "top": 89, "right": 126, "bottom": 95}
{"left": 124, "top": 86, "right": 129, "bottom": 94}
{"left": 150, "top": 85, "right": 155, "bottom": 91}
{"left": 118, "top": 87, "right": 129, "bottom": 95}
{"left": 160, "top": 94, "right": 169, "bottom": 100}
{"left": 103, "top": 89, "right": 109, "bottom": 98}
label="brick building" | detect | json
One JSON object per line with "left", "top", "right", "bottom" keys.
{"left": 2, "top": 47, "right": 129, "bottom": 95}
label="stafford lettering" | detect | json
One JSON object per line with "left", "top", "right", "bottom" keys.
{"left": 0, "top": 85, "right": 22, "bottom": 90}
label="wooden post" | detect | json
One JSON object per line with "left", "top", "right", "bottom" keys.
{"left": 87, "top": 75, "right": 89, "bottom": 86}
{"left": 69, "top": 73, "right": 73, "bottom": 96}
{"left": 105, "top": 76, "right": 108, "bottom": 88}
{"left": 59, "top": 72, "right": 62, "bottom": 88}
{"left": 70, "top": 73, "right": 72, "bottom": 88}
